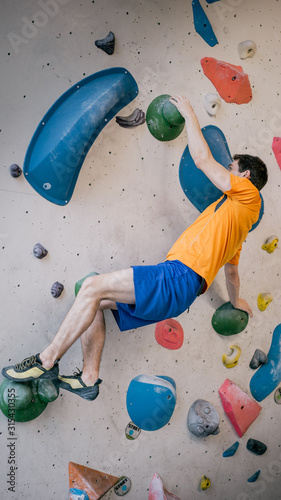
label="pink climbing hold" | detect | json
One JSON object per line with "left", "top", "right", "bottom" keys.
{"left": 155, "top": 319, "right": 184, "bottom": 350}
{"left": 218, "top": 379, "right": 262, "bottom": 438}
{"left": 200, "top": 57, "right": 252, "bottom": 104}
{"left": 272, "top": 137, "right": 281, "bottom": 170}
{"left": 148, "top": 473, "right": 182, "bottom": 500}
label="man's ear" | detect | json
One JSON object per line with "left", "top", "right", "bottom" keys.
{"left": 242, "top": 169, "right": 251, "bottom": 179}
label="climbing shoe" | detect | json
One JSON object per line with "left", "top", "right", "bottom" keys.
{"left": 57, "top": 370, "right": 102, "bottom": 401}
{"left": 1, "top": 354, "right": 59, "bottom": 382}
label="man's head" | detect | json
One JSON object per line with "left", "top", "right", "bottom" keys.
{"left": 228, "top": 154, "right": 268, "bottom": 191}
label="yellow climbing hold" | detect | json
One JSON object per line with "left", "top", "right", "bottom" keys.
{"left": 262, "top": 235, "right": 278, "bottom": 253}
{"left": 222, "top": 345, "right": 241, "bottom": 368}
{"left": 257, "top": 293, "right": 273, "bottom": 311}
{"left": 200, "top": 475, "right": 211, "bottom": 490}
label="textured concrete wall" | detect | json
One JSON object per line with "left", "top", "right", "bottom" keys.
{"left": 1, "top": 0, "right": 281, "bottom": 498}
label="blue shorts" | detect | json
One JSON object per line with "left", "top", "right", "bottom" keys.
{"left": 112, "top": 260, "right": 202, "bottom": 332}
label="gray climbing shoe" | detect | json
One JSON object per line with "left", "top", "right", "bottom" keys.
{"left": 2, "top": 354, "right": 59, "bottom": 382}
{"left": 57, "top": 370, "right": 102, "bottom": 401}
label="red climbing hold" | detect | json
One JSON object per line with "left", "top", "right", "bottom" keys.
{"left": 218, "top": 379, "right": 262, "bottom": 437}
{"left": 155, "top": 319, "right": 184, "bottom": 350}
{"left": 272, "top": 137, "right": 281, "bottom": 170}
{"left": 201, "top": 57, "right": 252, "bottom": 104}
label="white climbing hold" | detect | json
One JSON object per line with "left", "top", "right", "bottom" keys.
{"left": 203, "top": 93, "right": 221, "bottom": 116}
{"left": 238, "top": 40, "right": 257, "bottom": 59}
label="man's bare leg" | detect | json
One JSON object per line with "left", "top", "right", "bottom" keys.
{"left": 55, "top": 300, "right": 116, "bottom": 399}
{"left": 80, "top": 300, "right": 116, "bottom": 385}
{"left": 40, "top": 268, "right": 135, "bottom": 369}
{"left": 80, "top": 309, "right": 106, "bottom": 385}
{"left": 2, "top": 269, "right": 134, "bottom": 384}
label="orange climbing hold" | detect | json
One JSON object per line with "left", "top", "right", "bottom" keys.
{"left": 200, "top": 57, "right": 252, "bottom": 104}
{"left": 218, "top": 379, "right": 262, "bottom": 437}
{"left": 272, "top": 137, "right": 281, "bottom": 170}
{"left": 69, "top": 462, "right": 119, "bottom": 499}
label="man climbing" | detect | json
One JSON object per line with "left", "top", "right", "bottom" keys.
{"left": 2, "top": 96, "right": 268, "bottom": 401}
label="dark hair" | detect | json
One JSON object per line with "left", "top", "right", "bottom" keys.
{"left": 233, "top": 154, "right": 268, "bottom": 191}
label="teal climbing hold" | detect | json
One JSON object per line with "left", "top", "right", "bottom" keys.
{"left": 247, "top": 470, "right": 261, "bottom": 483}
{"left": 223, "top": 441, "right": 239, "bottom": 457}
{"left": 179, "top": 125, "right": 264, "bottom": 231}
{"left": 192, "top": 0, "right": 218, "bottom": 47}
{"left": 250, "top": 323, "right": 281, "bottom": 401}
{"left": 70, "top": 489, "right": 89, "bottom": 500}
{"left": 126, "top": 374, "right": 176, "bottom": 431}
{"left": 246, "top": 438, "right": 267, "bottom": 456}
{"left": 23, "top": 68, "right": 138, "bottom": 205}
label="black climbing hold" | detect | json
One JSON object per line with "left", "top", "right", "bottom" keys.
{"left": 246, "top": 438, "right": 267, "bottom": 455}
{"left": 116, "top": 108, "right": 146, "bottom": 128}
{"left": 95, "top": 31, "right": 115, "bottom": 55}
{"left": 33, "top": 243, "right": 48, "bottom": 259}
{"left": 9, "top": 164, "right": 22, "bottom": 178}
{"left": 249, "top": 349, "right": 268, "bottom": 369}
{"left": 51, "top": 281, "right": 64, "bottom": 298}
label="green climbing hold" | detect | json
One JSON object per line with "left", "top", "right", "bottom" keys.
{"left": 37, "top": 379, "right": 59, "bottom": 403}
{"left": 0, "top": 379, "right": 47, "bottom": 422}
{"left": 1, "top": 380, "right": 33, "bottom": 410}
{"left": 75, "top": 272, "right": 99, "bottom": 296}
{"left": 146, "top": 94, "right": 185, "bottom": 141}
{"left": 212, "top": 301, "right": 249, "bottom": 336}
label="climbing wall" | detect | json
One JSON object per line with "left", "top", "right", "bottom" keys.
{"left": 1, "top": 0, "right": 281, "bottom": 498}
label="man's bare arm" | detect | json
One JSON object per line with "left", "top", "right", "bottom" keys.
{"left": 224, "top": 262, "right": 253, "bottom": 317}
{"left": 170, "top": 95, "right": 231, "bottom": 192}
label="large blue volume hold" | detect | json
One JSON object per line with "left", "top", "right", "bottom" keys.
{"left": 23, "top": 68, "right": 138, "bottom": 205}
{"left": 126, "top": 375, "right": 176, "bottom": 431}
{"left": 179, "top": 125, "right": 264, "bottom": 231}
{"left": 250, "top": 323, "right": 281, "bottom": 402}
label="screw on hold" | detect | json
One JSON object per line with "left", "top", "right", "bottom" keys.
{"left": 116, "top": 108, "right": 146, "bottom": 128}
{"left": 33, "top": 243, "right": 48, "bottom": 259}
{"left": 95, "top": 31, "right": 115, "bottom": 55}
{"left": 200, "top": 475, "right": 211, "bottom": 490}
{"left": 222, "top": 345, "right": 241, "bottom": 368}
{"left": 261, "top": 235, "right": 279, "bottom": 253}
{"left": 247, "top": 470, "right": 261, "bottom": 483}
{"left": 274, "top": 387, "right": 281, "bottom": 404}
{"left": 9, "top": 164, "right": 22, "bottom": 178}
{"left": 249, "top": 348, "right": 267, "bottom": 369}
{"left": 51, "top": 281, "right": 64, "bottom": 298}
{"left": 246, "top": 438, "right": 267, "bottom": 455}
{"left": 257, "top": 292, "right": 273, "bottom": 311}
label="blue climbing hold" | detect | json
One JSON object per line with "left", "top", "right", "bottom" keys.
{"left": 179, "top": 125, "right": 232, "bottom": 213}
{"left": 179, "top": 124, "right": 264, "bottom": 232}
{"left": 247, "top": 470, "right": 261, "bottom": 483}
{"left": 126, "top": 375, "right": 176, "bottom": 431}
{"left": 223, "top": 441, "right": 240, "bottom": 457}
{"left": 192, "top": 0, "right": 218, "bottom": 47}
{"left": 70, "top": 488, "right": 89, "bottom": 500}
{"left": 23, "top": 68, "right": 138, "bottom": 205}
{"left": 250, "top": 324, "right": 281, "bottom": 402}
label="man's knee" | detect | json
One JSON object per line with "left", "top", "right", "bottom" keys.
{"left": 79, "top": 275, "right": 101, "bottom": 297}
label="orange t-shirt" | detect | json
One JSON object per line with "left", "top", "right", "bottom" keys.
{"left": 166, "top": 175, "right": 261, "bottom": 290}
